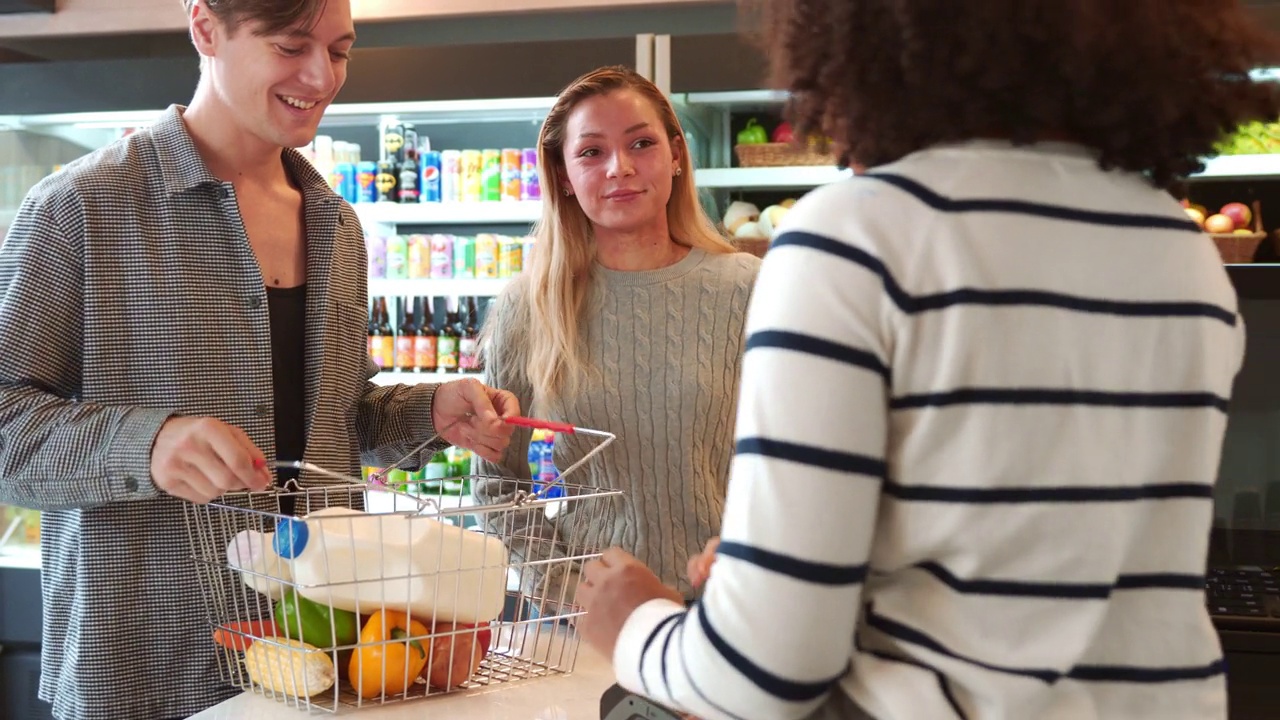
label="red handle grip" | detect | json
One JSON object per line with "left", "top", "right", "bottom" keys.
{"left": 505, "top": 416, "right": 576, "bottom": 434}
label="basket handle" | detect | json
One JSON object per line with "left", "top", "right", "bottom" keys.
{"left": 505, "top": 416, "right": 576, "bottom": 434}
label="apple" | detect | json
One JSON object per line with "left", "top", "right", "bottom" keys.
{"left": 771, "top": 122, "right": 795, "bottom": 144}
{"left": 1185, "top": 207, "right": 1206, "bottom": 228}
{"left": 1235, "top": 228, "right": 1257, "bottom": 236}
{"left": 1220, "top": 202, "right": 1253, "bottom": 230}
{"left": 1204, "top": 213, "right": 1237, "bottom": 234}
{"left": 1180, "top": 198, "right": 1191, "bottom": 208}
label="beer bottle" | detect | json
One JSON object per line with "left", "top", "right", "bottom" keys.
{"left": 413, "top": 296, "right": 438, "bottom": 373}
{"left": 395, "top": 295, "right": 417, "bottom": 372}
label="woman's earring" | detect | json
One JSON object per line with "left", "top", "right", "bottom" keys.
{"left": 563, "top": 187, "right": 571, "bottom": 196}
{"left": 675, "top": 167, "right": 682, "bottom": 176}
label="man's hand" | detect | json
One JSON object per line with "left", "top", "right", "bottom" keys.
{"left": 687, "top": 536, "right": 720, "bottom": 589}
{"left": 150, "top": 417, "right": 271, "bottom": 504}
{"left": 432, "top": 378, "right": 519, "bottom": 462}
{"left": 576, "top": 547, "right": 684, "bottom": 660}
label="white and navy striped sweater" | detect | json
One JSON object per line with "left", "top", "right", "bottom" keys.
{"left": 613, "top": 140, "right": 1242, "bottom": 720}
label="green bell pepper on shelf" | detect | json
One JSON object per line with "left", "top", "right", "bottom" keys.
{"left": 736, "top": 118, "right": 769, "bottom": 145}
{"left": 273, "top": 590, "right": 359, "bottom": 649}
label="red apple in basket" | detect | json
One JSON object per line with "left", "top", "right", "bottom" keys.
{"left": 420, "top": 622, "right": 492, "bottom": 690}
{"left": 1221, "top": 202, "right": 1253, "bottom": 230}
{"left": 1204, "top": 213, "right": 1236, "bottom": 235}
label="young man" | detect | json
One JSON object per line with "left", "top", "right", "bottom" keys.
{"left": 0, "top": 1, "right": 517, "bottom": 718}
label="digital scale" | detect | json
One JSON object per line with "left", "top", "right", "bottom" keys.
{"left": 600, "top": 684, "right": 686, "bottom": 720}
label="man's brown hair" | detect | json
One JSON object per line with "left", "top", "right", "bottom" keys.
{"left": 749, "top": 0, "right": 1280, "bottom": 189}
{"left": 182, "top": 0, "right": 328, "bottom": 36}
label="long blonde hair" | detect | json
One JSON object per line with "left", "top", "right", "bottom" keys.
{"left": 483, "top": 65, "right": 737, "bottom": 406}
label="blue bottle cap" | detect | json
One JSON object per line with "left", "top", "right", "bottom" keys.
{"left": 273, "top": 517, "right": 309, "bottom": 559}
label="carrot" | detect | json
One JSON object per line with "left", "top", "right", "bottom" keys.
{"left": 213, "top": 619, "right": 281, "bottom": 651}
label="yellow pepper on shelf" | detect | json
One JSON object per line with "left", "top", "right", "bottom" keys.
{"left": 349, "top": 610, "right": 430, "bottom": 698}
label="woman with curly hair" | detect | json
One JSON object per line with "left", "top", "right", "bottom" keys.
{"left": 575, "top": 2, "right": 1280, "bottom": 719}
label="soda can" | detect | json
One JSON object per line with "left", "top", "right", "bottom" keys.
{"left": 429, "top": 234, "right": 454, "bottom": 279}
{"left": 453, "top": 235, "right": 475, "bottom": 279}
{"left": 441, "top": 150, "right": 461, "bottom": 203}
{"left": 520, "top": 148, "right": 540, "bottom": 201}
{"left": 356, "top": 161, "right": 378, "bottom": 203}
{"left": 522, "top": 236, "right": 537, "bottom": 268}
{"left": 474, "top": 234, "right": 499, "bottom": 279}
{"left": 382, "top": 122, "right": 406, "bottom": 164}
{"left": 334, "top": 162, "right": 357, "bottom": 203}
{"left": 500, "top": 148, "right": 522, "bottom": 202}
{"left": 375, "top": 160, "right": 399, "bottom": 202}
{"left": 420, "top": 150, "right": 442, "bottom": 203}
{"left": 461, "top": 150, "right": 483, "bottom": 203}
{"left": 498, "top": 236, "right": 523, "bottom": 278}
{"left": 481, "top": 149, "right": 501, "bottom": 202}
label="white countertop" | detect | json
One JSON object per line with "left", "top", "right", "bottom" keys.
{"left": 0, "top": 545, "right": 41, "bottom": 570}
{"left": 189, "top": 641, "right": 618, "bottom": 720}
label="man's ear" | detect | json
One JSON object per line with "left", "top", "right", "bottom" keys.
{"left": 189, "top": 0, "right": 220, "bottom": 59}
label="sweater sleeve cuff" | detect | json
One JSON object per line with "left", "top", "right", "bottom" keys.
{"left": 106, "top": 406, "right": 173, "bottom": 501}
{"left": 612, "top": 597, "right": 686, "bottom": 695}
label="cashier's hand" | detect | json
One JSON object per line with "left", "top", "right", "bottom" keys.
{"left": 151, "top": 416, "right": 273, "bottom": 504}
{"left": 577, "top": 548, "right": 684, "bottom": 660}
{"left": 432, "top": 378, "right": 519, "bottom": 462}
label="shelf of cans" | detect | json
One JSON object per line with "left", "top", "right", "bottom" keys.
{"left": 308, "top": 121, "right": 541, "bottom": 207}
{"left": 367, "top": 232, "right": 532, "bottom": 282}
{"left": 359, "top": 428, "right": 562, "bottom": 501}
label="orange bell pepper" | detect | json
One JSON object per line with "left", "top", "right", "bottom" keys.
{"left": 349, "top": 610, "right": 430, "bottom": 698}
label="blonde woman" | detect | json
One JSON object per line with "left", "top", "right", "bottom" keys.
{"left": 474, "top": 66, "right": 760, "bottom": 609}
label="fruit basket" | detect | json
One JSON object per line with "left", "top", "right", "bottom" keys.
{"left": 734, "top": 142, "right": 836, "bottom": 168}
{"left": 1190, "top": 199, "right": 1268, "bottom": 264}
{"left": 187, "top": 416, "right": 620, "bottom": 714}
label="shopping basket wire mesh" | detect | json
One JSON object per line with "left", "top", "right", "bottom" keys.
{"left": 183, "top": 416, "right": 619, "bottom": 713}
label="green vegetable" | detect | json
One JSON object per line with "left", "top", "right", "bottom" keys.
{"left": 273, "top": 590, "right": 359, "bottom": 650}
{"left": 736, "top": 118, "right": 768, "bottom": 145}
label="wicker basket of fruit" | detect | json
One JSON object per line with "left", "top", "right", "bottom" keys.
{"left": 1185, "top": 199, "right": 1267, "bottom": 264}
{"left": 733, "top": 119, "right": 837, "bottom": 168}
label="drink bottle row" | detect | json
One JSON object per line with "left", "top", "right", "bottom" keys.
{"left": 368, "top": 295, "right": 491, "bottom": 374}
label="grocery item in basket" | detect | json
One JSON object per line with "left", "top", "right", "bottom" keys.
{"left": 349, "top": 610, "right": 430, "bottom": 698}
{"left": 243, "top": 637, "right": 336, "bottom": 698}
{"left": 421, "top": 622, "right": 489, "bottom": 690}
{"left": 272, "top": 507, "right": 509, "bottom": 624}
{"left": 212, "top": 619, "right": 280, "bottom": 651}
{"left": 226, "top": 529, "right": 293, "bottom": 600}
{"left": 274, "top": 590, "right": 359, "bottom": 650}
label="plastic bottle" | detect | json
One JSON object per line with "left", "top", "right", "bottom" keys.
{"left": 273, "top": 507, "right": 509, "bottom": 624}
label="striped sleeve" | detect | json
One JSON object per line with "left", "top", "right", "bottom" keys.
{"left": 612, "top": 192, "right": 887, "bottom": 719}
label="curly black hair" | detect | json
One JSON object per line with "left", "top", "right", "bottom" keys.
{"left": 746, "top": 0, "right": 1280, "bottom": 188}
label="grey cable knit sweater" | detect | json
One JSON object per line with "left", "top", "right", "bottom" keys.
{"left": 473, "top": 246, "right": 761, "bottom": 604}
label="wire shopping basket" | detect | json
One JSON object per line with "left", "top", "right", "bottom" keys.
{"left": 183, "top": 416, "right": 620, "bottom": 714}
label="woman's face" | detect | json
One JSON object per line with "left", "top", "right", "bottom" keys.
{"left": 560, "top": 89, "right": 682, "bottom": 238}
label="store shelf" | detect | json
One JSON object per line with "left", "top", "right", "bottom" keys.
{"left": 368, "top": 278, "right": 511, "bottom": 297}
{"left": 680, "top": 90, "right": 788, "bottom": 109}
{"left": 1193, "top": 154, "right": 1280, "bottom": 180}
{"left": 374, "top": 370, "right": 485, "bottom": 386}
{"left": 695, "top": 165, "right": 852, "bottom": 190}
{"left": 354, "top": 201, "right": 542, "bottom": 227}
